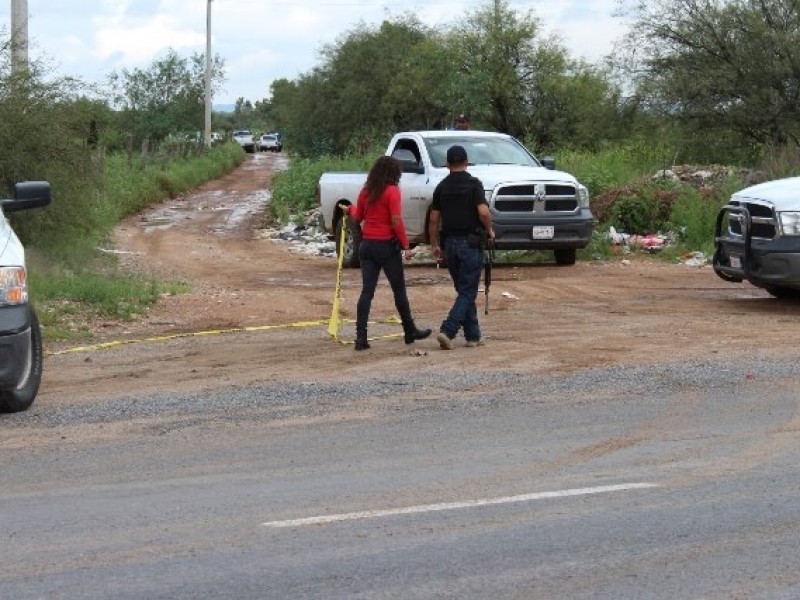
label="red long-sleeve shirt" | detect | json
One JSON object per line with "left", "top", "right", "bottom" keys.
{"left": 349, "top": 184, "right": 409, "bottom": 250}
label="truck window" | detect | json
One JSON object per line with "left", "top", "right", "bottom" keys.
{"left": 391, "top": 139, "right": 422, "bottom": 165}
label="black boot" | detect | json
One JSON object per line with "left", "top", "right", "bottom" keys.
{"left": 355, "top": 328, "right": 370, "bottom": 351}
{"left": 404, "top": 324, "right": 432, "bottom": 345}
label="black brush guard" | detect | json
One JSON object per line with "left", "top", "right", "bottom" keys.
{"left": 713, "top": 204, "right": 751, "bottom": 283}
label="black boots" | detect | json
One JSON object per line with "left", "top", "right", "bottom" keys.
{"left": 355, "top": 331, "right": 370, "bottom": 351}
{"left": 356, "top": 323, "right": 430, "bottom": 349}
{"left": 404, "top": 326, "right": 432, "bottom": 345}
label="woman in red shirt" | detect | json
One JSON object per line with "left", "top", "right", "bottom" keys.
{"left": 346, "top": 156, "right": 431, "bottom": 351}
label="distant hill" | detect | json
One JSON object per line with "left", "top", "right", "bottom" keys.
{"left": 213, "top": 103, "right": 236, "bottom": 114}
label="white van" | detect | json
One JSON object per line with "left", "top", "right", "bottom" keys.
{"left": 0, "top": 181, "right": 51, "bottom": 412}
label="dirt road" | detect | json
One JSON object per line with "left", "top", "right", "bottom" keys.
{"left": 37, "top": 153, "right": 798, "bottom": 406}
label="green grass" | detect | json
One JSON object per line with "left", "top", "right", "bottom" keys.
{"left": 557, "top": 139, "right": 677, "bottom": 198}
{"left": 269, "top": 153, "right": 377, "bottom": 224}
{"left": 27, "top": 143, "right": 244, "bottom": 342}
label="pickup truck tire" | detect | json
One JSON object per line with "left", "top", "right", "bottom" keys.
{"left": 0, "top": 307, "right": 43, "bottom": 413}
{"left": 336, "top": 217, "right": 362, "bottom": 268}
{"left": 554, "top": 248, "right": 577, "bottom": 265}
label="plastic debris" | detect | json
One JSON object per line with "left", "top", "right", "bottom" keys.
{"left": 501, "top": 291, "right": 519, "bottom": 300}
{"left": 682, "top": 251, "right": 707, "bottom": 267}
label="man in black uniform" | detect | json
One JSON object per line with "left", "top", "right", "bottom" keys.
{"left": 428, "top": 144, "right": 495, "bottom": 350}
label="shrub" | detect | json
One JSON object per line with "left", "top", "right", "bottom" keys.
{"left": 269, "top": 153, "right": 377, "bottom": 224}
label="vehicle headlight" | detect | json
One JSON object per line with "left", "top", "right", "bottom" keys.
{"left": 577, "top": 184, "right": 590, "bottom": 208}
{"left": 779, "top": 211, "right": 800, "bottom": 235}
{"left": 0, "top": 267, "right": 28, "bottom": 306}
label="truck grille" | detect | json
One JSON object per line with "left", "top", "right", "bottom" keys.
{"left": 493, "top": 183, "right": 578, "bottom": 213}
{"left": 729, "top": 200, "right": 777, "bottom": 238}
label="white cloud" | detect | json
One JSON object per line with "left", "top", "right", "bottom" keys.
{"left": 2, "top": 0, "right": 632, "bottom": 104}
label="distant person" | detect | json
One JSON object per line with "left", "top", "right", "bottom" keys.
{"left": 343, "top": 156, "right": 432, "bottom": 351}
{"left": 428, "top": 145, "right": 494, "bottom": 350}
{"left": 454, "top": 114, "right": 470, "bottom": 130}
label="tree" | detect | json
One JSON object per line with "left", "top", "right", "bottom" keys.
{"left": 620, "top": 0, "right": 800, "bottom": 146}
{"left": 0, "top": 35, "right": 104, "bottom": 249}
{"left": 109, "top": 49, "right": 225, "bottom": 144}
{"left": 444, "top": 0, "right": 625, "bottom": 149}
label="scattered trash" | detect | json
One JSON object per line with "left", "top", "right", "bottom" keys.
{"left": 608, "top": 225, "right": 629, "bottom": 245}
{"left": 682, "top": 251, "right": 707, "bottom": 267}
{"left": 628, "top": 233, "right": 667, "bottom": 252}
{"left": 501, "top": 291, "right": 519, "bottom": 300}
{"left": 608, "top": 226, "right": 676, "bottom": 255}
{"left": 745, "top": 372, "right": 755, "bottom": 381}
{"left": 409, "top": 349, "right": 427, "bottom": 357}
{"left": 621, "top": 259, "right": 631, "bottom": 266}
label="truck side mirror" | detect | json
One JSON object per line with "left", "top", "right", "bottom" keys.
{"left": 400, "top": 161, "right": 425, "bottom": 175}
{"left": 2, "top": 181, "right": 52, "bottom": 213}
{"left": 541, "top": 157, "right": 556, "bottom": 170}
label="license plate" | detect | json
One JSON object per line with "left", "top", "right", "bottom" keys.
{"left": 532, "top": 226, "right": 554, "bottom": 240}
{"left": 730, "top": 255, "right": 741, "bottom": 268}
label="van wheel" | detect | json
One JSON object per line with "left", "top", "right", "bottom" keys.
{"left": 554, "top": 248, "right": 576, "bottom": 265}
{"left": 335, "top": 217, "right": 361, "bottom": 268}
{"left": 0, "top": 307, "right": 43, "bottom": 413}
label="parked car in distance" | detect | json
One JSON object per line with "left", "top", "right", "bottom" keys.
{"left": 0, "top": 181, "right": 51, "bottom": 412}
{"left": 232, "top": 130, "right": 255, "bottom": 153}
{"left": 259, "top": 134, "right": 282, "bottom": 152}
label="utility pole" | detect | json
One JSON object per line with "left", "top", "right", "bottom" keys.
{"left": 10, "top": 0, "right": 28, "bottom": 74}
{"left": 204, "top": 0, "right": 213, "bottom": 148}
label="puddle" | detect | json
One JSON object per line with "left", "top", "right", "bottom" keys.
{"left": 140, "top": 153, "right": 289, "bottom": 233}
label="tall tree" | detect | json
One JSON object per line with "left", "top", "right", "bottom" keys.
{"left": 620, "top": 0, "right": 800, "bottom": 146}
{"left": 109, "top": 49, "right": 225, "bottom": 143}
{"left": 446, "top": 0, "right": 624, "bottom": 149}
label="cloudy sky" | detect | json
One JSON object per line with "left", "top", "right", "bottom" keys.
{"left": 1, "top": 0, "right": 632, "bottom": 106}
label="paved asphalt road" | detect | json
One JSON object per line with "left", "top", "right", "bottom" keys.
{"left": 3, "top": 353, "right": 800, "bottom": 599}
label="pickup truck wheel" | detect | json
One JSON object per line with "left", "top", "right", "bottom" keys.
{"left": 0, "top": 307, "right": 43, "bottom": 413}
{"left": 336, "top": 217, "right": 362, "bottom": 268}
{"left": 765, "top": 286, "right": 800, "bottom": 300}
{"left": 554, "top": 248, "right": 577, "bottom": 265}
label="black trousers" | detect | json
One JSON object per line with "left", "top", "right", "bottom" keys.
{"left": 356, "top": 239, "right": 414, "bottom": 337}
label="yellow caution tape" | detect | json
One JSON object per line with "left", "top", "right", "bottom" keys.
{"left": 47, "top": 208, "right": 405, "bottom": 356}
{"left": 46, "top": 318, "right": 354, "bottom": 356}
{"left": 327, "top": 209, "right": 348, "bottom": 340}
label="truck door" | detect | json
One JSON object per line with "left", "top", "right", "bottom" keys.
{"left": 390, "top": 139, "right": 429, "bottom": 240}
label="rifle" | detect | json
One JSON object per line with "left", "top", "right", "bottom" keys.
{"left": 484, "top": 240, "right": 495, "bottom": 315}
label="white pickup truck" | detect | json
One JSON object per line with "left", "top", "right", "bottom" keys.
{"left": 713, "top": 176, "right": 800, "bottom": 299}
{"left": 232, "top": 129, "right": 255, "bottom": 153}
{"left": 317, "top": 130, "right": 593, "bottom": 267}
{"left": 0, "top": 181, "right": 51, "bottom": 412}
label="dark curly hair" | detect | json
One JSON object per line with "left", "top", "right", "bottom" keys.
{"left": 364, "top": 156, "right": 402, "bottom": 204}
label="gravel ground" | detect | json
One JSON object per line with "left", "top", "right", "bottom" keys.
{"left": 7, "top": 353, "right": 795, "bottom": 429}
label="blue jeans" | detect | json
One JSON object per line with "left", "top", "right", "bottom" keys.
{"left": 440, "top": 237, "right": 483, "bottom": 341}
{"left": 357, "top": 239, "right": 413, "bottom": 337}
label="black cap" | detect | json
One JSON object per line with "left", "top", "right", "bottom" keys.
{"left": 446, "top": 144, "right": 468, "bottom": 164}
